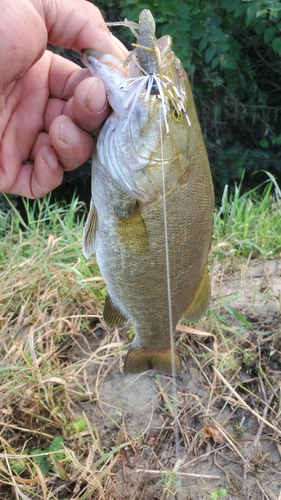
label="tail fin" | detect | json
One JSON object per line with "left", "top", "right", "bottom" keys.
{"left": 124, "top": 346, "right": 182, "bottom": 375}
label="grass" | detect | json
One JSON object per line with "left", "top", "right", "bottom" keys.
{"left": 0, "top": 176, "right": 281, "bottom": 499}
{"left": 213, "top": 171, "right": 281, "bottom": 260}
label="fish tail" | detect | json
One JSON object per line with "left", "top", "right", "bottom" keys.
{"left": 124, "top": 345, "right": 182, "bottom": 375}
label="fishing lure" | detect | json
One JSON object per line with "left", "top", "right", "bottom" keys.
{"left": 106, "top": 9, "right": 191, "bottom": 134}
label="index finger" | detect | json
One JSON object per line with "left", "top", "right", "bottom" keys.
{"left": 42, "top": 0, "right": 128, "bottom": 61}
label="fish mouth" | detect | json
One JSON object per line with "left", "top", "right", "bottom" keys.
{"left": 80, "top": 48, "right": 92, "bottom": 66}
{"left": 80, "top": 49, "right": 127, "bottom": 75}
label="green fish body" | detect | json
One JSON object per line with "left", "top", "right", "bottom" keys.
{"left": 81, "top": 11, "right": 214, "bottom": 375}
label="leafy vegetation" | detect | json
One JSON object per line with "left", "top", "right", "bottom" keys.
{"left": 213, "top": 172, "right": 281, "bottom": 259}
{"left": 93, "top": 0, "right": 281, "bottom": 196}
{"left": 0, "top": 185, "right": 280, "bottom": 498}
{"left": 210, "top": 487, "right": 227, "bottom": 500}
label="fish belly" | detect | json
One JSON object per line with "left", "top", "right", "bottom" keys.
{"left": 90, "top": 152, "right": 213, "bottom": 375}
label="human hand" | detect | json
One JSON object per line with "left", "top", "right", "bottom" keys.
{"left": 0, "top": 0, "right": 127, "bottom": 198}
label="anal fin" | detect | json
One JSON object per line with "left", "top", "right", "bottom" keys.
{"left": 103, "top": 293, "right": 128, "bottom": 329}
{"left": 124, "top": 345, "right": 182, "bottom": 375}
{"left": 184, "top": 269, "right": 211, "bottom": 321}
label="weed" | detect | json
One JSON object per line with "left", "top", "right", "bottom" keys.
{"left": 0, "top": 184, "right": 281, "bottom": 499}
{"left": 210, "top": 487, "right": 227, "bottom": 499}
{"left": 213, "top": 172, "right": 281, "bottom": 259}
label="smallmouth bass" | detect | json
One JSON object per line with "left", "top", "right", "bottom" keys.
{"left": 81, "top": 10, "right": 214, "bottom": 375}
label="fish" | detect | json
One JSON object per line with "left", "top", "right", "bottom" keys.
{"left": 81, "top": 9, "right": 214, "bottom": 375}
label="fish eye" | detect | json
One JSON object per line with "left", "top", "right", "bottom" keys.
{"left": 172, "top": 107, "right": 183, "bottom": 121}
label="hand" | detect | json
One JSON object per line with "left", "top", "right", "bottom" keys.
{"left": 0, "top": 0, "right": 127, "bottom": 198}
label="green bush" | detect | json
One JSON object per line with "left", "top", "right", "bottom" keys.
{"left": 92, "top": 0, "right": 281, "bottom": 196}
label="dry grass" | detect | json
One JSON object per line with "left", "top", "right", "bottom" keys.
{"left": 0, "top": 194, "right": 281, "bottom": 500}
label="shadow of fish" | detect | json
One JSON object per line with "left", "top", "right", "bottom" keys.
{"left": 81, "top": 10, "right": 214, "bottom": 375}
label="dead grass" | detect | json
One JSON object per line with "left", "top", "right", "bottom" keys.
{"left": 0, "top": 195, "right": 281, "bottom": 500}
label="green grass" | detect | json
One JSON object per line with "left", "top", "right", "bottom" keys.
{"left": 0, "top": 176, "right": 280, "bottom": 499}
{"left": 213, "top": 172, "right": 281, "bottom": 259}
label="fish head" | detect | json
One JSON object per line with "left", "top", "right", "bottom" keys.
{"left": 81, "top": 15, "right": 198, "bottom": 204}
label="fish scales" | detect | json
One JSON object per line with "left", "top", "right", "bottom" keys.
{"left": 81, "top": 10, "right": 214, "bottom": 375}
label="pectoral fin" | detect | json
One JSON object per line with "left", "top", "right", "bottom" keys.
{"left": 124, "top": 346, "right": 182, "bottom": 375}
{"left": 114, "top": 199, "right": 149, "bottom": 253}
{"left": 103, "top": 293, "right": 128, "bottom": 329}
{"left": 83, "top": 200, "right": 98, "bottom": 259}
{"left": 184, "top": 269, "right": 211, "bottom": 321}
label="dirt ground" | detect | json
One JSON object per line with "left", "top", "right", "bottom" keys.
{"left": 62, "top": 258, "right": 281, "bottom": 500}
{"left": 0, "top": 259, "right": 280, "bottom": 500}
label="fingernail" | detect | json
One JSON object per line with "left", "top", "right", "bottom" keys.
{"left": 42, "top": 146, "right": 58, "bottom": 171}
{"left": 59, "top": 116, "right": 81, "bottom": 145}
{"left": 85, "top": 78, "right": 107, "bottom": 113}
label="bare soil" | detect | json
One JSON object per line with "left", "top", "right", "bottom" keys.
{"left": 0, "top": 258, "right": 280, "bottom": 500}
{"left": 64, "top": 258, "right": 281, "bottom": 500}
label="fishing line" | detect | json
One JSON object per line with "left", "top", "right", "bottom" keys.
{"left": 159, "top": 102, "right": 183, "bottom": 499}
